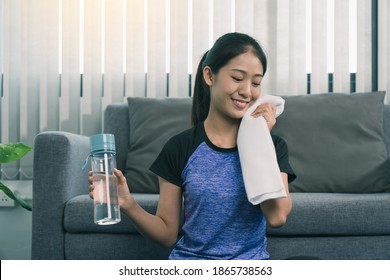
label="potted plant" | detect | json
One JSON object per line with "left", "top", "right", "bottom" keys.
{"left": 0, "top": 143, "right": 32, "bottom": 211}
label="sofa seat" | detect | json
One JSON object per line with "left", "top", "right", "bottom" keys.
{"left": 64, "top": 192, "right": 390, "bottom": 236}
{"left": 267, "top": 192, "right": 390, "bottom": 236}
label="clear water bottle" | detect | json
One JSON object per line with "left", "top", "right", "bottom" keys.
{"left": 90, "top": 134, "right": 121, "bottom": 225}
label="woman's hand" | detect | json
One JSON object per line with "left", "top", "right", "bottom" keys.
{"left": 251, "top": 103, "right": 277, "bottom": 131}
{"left": 88, "top": 169, "right": 135, "bottom": 210}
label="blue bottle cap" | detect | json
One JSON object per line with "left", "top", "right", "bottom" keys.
{"left": 90, "top": 134, "right": 116, "bottom": 154}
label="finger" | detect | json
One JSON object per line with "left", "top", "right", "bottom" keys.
{"left": 251, "top": 105, "right": 265, "bottom": 117}
{"left": 262, "top": 109, "right": 277, "bottom": 122}
{"left": 260, "top": 103, "right": 275, "bottom": 110}
{"left": 269, "top": 106, "right": 276, "bottom": 117}
{"left": 252, "top": 109, "right": 270, "bottom": 118}
{"left": 251, "top": 111, "right": 262, "bottom": 118}
{"left": 113, "top": 168, "right": 126, "bottom": 184}
{"left": 88, "top": 175, "right": 93, "bottom": 185}
{"left": 89, "top": 185, "right": 94, "bottom": 199}
{"left": 261, "top": 104, "right": 276, "bottom": 113}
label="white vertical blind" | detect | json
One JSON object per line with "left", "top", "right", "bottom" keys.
{"left": 356, "top": 0, "right": 372, "bottom": 92}
{"left": 83, "top": 0, "right": 103, "bottom": 136}
{"left": 327, "top": 0, "right": 335, "bottom": 74}
{"left": 0, "top": 0, "right": 386, "bottom": 180}
{"left": 169, "top": 0, "right": 189, "bottom": 97}
{"left": 40, "top": 0, "right": 60, "bottom": 134}
{"left": 334, "top": 0, "right": 350, "bottom": 92}
{"left": 192, "top": 0, "right": 212, "bottom": 90}
{"left": 349, "top": 0, "right": 358, "bottom": 73}
{"left": 275, "top": 0, "right": 290, "bottom": 94}
{"left": 214, "top": 0, "right": 233, "bottom": 39}
{"left": 378, "top": 0, "right": 390, "bottom": 104}
{"left": 235, "top": 0, "right": 254, "bottom": 35}
{"left": 251, "top": 0, "right": 307, "bottom": 95}
{"left": 61, "top": 0, "right": 81, "bottom": 134}
{"left": 289, "top": 0, "right": 307, "bottom": 95}
{"left": 0, "top": 0, "right": 3, "bottom": 78}
{"left": 147, "top": 0, "right": 167, "bottom": 98}
{"left": 311, "top": 0, "right": 328, "bottom": 94}
{"left": 253, "top": 0, "right": 274, "bottom": 94}
{"left": 125, "top": 0, "right": 146, "bottom": 98}
{"left": 103, "top": 0, "right": 124, "bottom": 115}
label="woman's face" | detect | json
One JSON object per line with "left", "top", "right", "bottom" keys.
{"left": 205, "top": 51, "right": 264, "bottom": 121}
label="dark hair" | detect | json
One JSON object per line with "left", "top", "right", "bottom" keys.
{"left": 191, "top": 32, "right": 267, "bottom": 126}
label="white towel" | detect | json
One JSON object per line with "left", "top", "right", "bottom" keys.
{"left": 237, "top": 95, "right": 286, "bottom": 205}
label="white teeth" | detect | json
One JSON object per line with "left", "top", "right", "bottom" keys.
{"left": 232, "top": 99, "right": 247, "bottom": 109}
{"left": 233, "top": 99, "right": 245, "bottom": 104}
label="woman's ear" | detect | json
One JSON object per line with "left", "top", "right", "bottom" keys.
{"left": 203, "top": 66, "right": 213, "bottom": 86}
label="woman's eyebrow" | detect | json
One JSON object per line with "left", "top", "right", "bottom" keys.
{"left": 230, "top": 68, "right": 264, "bottom": 77}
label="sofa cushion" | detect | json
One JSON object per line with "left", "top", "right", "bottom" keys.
{"left": 65, "top": 193, "right": 390, "bottom": 236}
{"left": 266, "top": 192, "right": 390, "bottom": 236}
{"left": 125, "top": 97, "right": 192, "bottom": 193}
{"left": 272, "top": 92, "right": 390, "bottom": 193}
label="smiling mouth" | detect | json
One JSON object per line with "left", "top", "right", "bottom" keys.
{"left": 231, "top": 98, "right": 250, "bottom": 110}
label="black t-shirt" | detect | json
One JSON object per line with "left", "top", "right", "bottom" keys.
{"left": 150, "top": 122, "right": 296, "bottom": 188}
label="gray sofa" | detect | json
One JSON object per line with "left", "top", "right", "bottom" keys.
{"left": 31, "top": 92, "right": 390, "bottom": 260}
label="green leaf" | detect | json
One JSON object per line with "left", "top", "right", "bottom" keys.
{"left": 0, "top": 182, "right": 32, "bottom": 211}
{"left": 0, "top": 143, "right": 32, "bottom": 163}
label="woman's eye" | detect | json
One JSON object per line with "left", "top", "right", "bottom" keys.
{"left": 232, "top": 77, "right": 242, "bottom": 82}
{"left": 252, "top": 82, "right": 261, "bottom": 87}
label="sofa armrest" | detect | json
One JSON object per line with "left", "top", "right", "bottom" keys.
{"left": 31, "top": 131, "right": 90, "bottom": 259}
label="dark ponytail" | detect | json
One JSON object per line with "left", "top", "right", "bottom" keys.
{"left": 191, "top": 32, "right": 267, "bottom": 127}
{"left": 191, "top": 51, "right": 210, "bottom": 126}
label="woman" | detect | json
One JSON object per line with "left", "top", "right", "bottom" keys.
{"left": 89, "top": 32, "right": 295, "bottom": 260}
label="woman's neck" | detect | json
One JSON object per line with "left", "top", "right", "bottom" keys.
{"left": 203, "top": 114, "right": 241, "bottom": 149}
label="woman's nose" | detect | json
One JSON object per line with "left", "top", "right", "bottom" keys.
{"left": 238, "top": 81, "right": 252, "bottom": 99}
